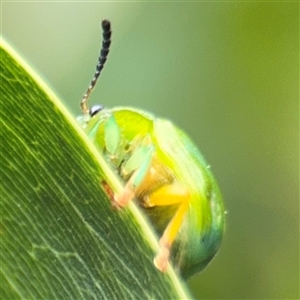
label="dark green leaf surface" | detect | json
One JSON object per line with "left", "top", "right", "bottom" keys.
{"left": 0, "top": 40, "right": 191, "bottom": 299}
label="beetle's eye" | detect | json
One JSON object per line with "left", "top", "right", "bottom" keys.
{"left": 89, "top": 104, "right": 104, "bottom": 117}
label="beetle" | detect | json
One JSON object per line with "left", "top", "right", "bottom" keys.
{"left": 78, "top": 19, "right": 225, "bottom": 279}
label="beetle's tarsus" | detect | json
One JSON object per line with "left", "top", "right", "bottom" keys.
{"left": 154, "top": 243, "right": 170, "bottom": 273}
{"left": 114, "top": 185, "right": 134, "bottom": 207}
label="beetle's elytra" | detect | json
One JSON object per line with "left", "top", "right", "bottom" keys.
{"left": 78, "top": 20, "right": 225, "bottom": 279}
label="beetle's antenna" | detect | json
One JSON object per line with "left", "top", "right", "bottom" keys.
{"left": 80, "top": 19, "right": 112, "bottom": 115}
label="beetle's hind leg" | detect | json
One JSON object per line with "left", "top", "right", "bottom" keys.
{"left": 146, "top": 184, "right": 190, "bottom": 272}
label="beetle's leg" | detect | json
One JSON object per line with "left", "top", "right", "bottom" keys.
{"left": 114, "top": 144, "right": 154, "bottom": 207}
{"left": 87, "top": 114, "right": 121, "bottom": 158}
{"left": 104, "top": 115, "right": 121, "bottom": 156}
{"left": 148, "top": 183, "right": 190, "bottom": 272}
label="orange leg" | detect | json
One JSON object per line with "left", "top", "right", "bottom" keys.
{"left": 115, "top": 176, "right": 191, "bottom": 273}
{"left": 150, "top": 184, "right": 190, "bottom": 272}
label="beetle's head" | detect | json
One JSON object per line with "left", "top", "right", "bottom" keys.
{"left": 76, "top": 104, "right": 105, "bottom": 128}
{"left": 89, "top": 104, "right": 104, "bottom": 117}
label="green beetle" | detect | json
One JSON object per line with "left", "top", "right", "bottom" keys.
{"left": 78, "top": 20, "right": 225, "bottom": 279}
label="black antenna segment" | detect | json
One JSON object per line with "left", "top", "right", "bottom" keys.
{"left": 81, "top": 19, "right": 111, "bottom": 114}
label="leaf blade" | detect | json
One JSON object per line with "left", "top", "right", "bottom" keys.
{"left": 0, "top": 39, "right": 191, "bottom": 299}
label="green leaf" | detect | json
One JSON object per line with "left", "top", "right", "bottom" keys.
{"left": 0, "top": 39, "right": 191, "bottom": 299}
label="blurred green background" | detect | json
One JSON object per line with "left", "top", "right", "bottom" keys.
{"left": 2, "top": 2, "right": 298, "bottom": 299}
